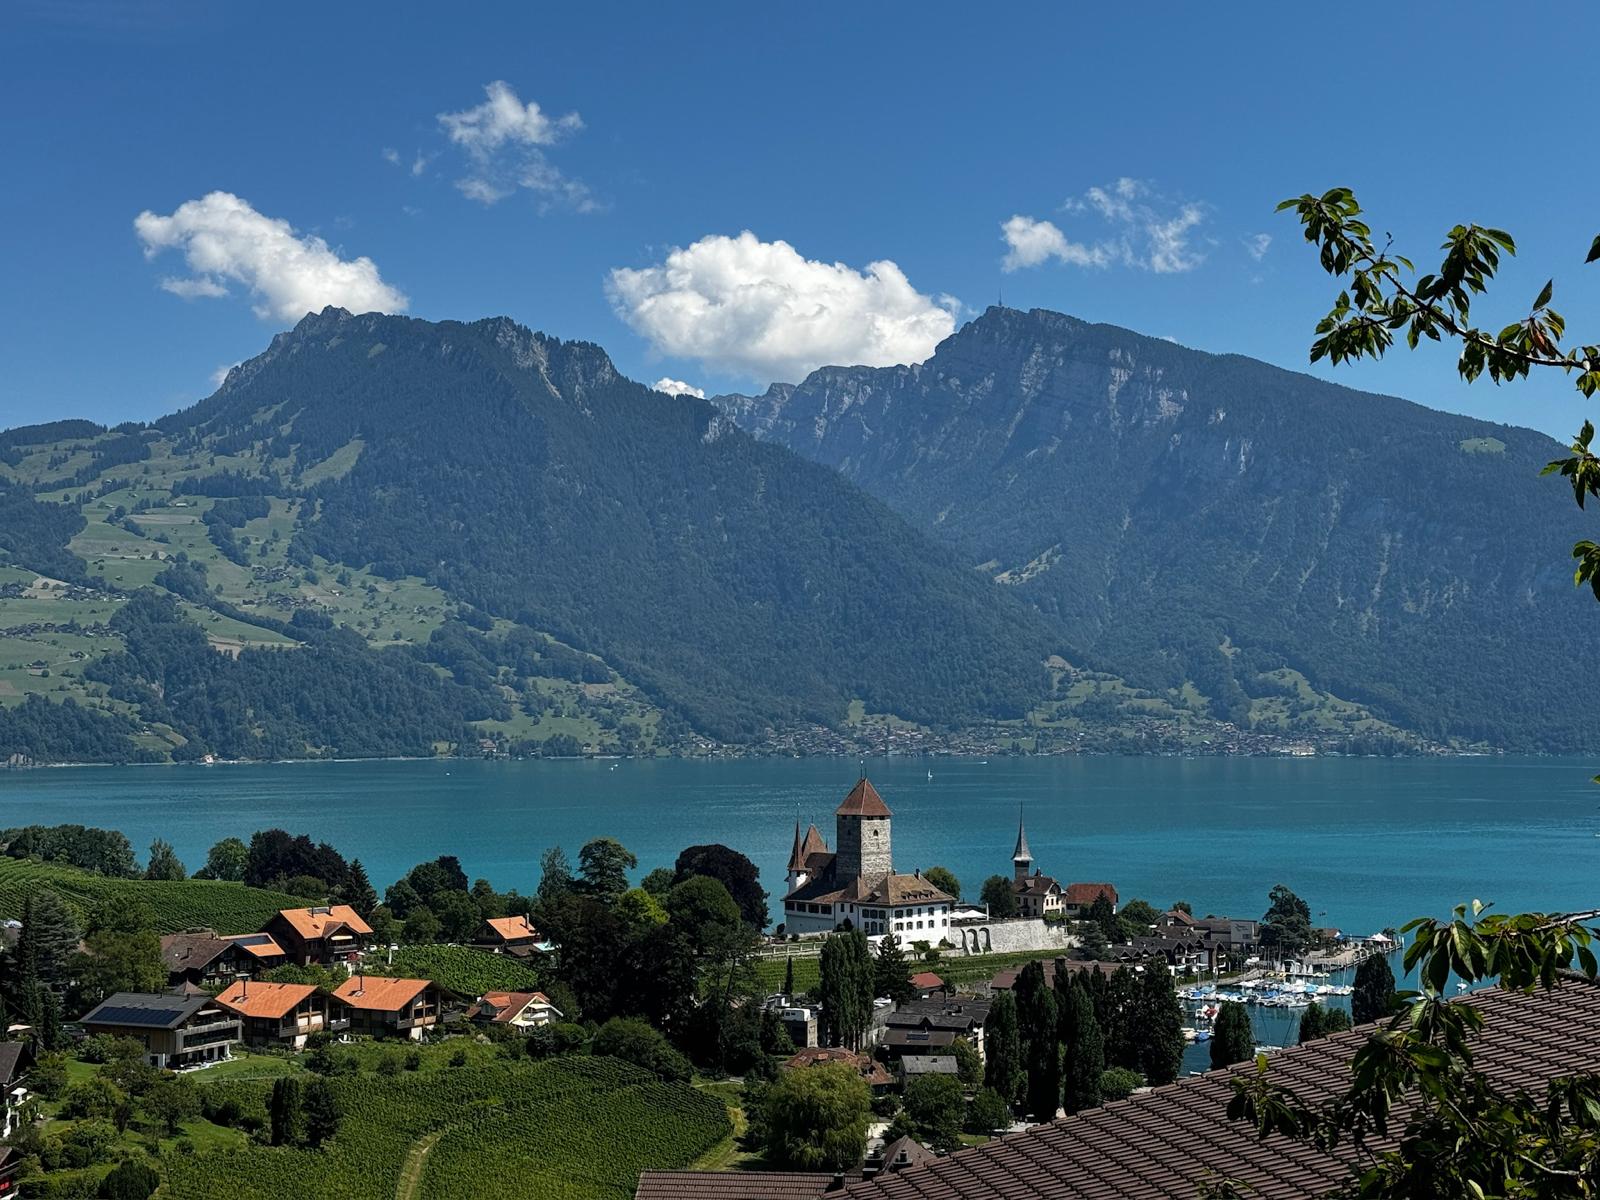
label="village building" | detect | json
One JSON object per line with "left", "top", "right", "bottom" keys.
{"left": 897, "top": 1054, "right": 959, "bottom": 1084}
{"left": 215, "top": 979, "right": 345, "bottom": 1049}
{"left": 160, "top": 932, "right": 257, "bottom": 989}
{"left": 781, "top": 778, "right": 954, "bottom": 941}
{"left": 332, "top": 974, "right": 444, "bottom": 1040}
{"left": 783, "top": 1046, "right": 894, "bottom": 1094}
{"left": 79, "top": 992, "right": 241, "bottom": 1069}
{"left": 471, "top": 914, "right": 546, "bottom": 958}
{"left": 1009, "top": 815, "right": 1065, "bottom": 919}
{"left": 263, "top": 905, "right": 373, "bottom": 966}
{"left": 0, "top": 1043, "right": 34, "bottom": 1140}
{"left": 1061, "top": 882, "right": 1119, "bottom": 919}
{"left": 879, "top": 1027, "right": 957, "bottom": 1061}
{"left": 467, "top": 990, "right": 563, "bottom": 1030}
{"left": 884, "top": 997, "right": 991, "bottom": 1064}
{"left": 909, "top": 970, "right": 945, "bottom": 998}
{"left": 0, "top": 1146, "right": 20, "bottom": 1199}
{"left": 222, "top": 931, "right": 288, "bottom": 973}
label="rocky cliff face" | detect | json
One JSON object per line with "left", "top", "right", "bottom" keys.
{"left": 714, "top": 306, "right": 1597, "bottom": 750}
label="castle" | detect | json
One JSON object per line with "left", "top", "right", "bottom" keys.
{"left": 781, "top": 777, "right": 954, "bottom": 941}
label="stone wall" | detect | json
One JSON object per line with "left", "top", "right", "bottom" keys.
{"left": 950, "top": 918, "right": 1077, "bottom": 956}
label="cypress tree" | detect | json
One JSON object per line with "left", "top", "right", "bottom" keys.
{"left": 819, "top": 929, "right": 873, "bottom": 1050}
{"left": 1298, "top": 1002, "right": 1325, "bottom": 1043}
{"left": 1101, "top": 966, "right": 1142, "bottom": 1070}
{"left": 1136, "top": 964, "right": 1185, "bottom": 1085}
{"left": 874, "top": 934, "right": 914, "bottom": 1006}
{"left": 1210, "top": 1001, "right": 1255, "bottom": 1069}
{"left": 1059, "top": 978, "right": 1104, "bottom": 1113}
{"left": 1353, "top": 952, "right": 1397, "bottom": 1024}
{"left": 1014, "top": 962, "right": 1060, "bottom": 1120}
{"left": 270, "top": 1075, "right": 306, "bottom": 1146}
{"left": 782, "top": 955, "right": 794, "bottom": 998}
{"left": 983, "top": 990, "right": 1023, "bottom": 1107}
{"left": 302, "top": 1076, "right": 342, "bottom": 1147}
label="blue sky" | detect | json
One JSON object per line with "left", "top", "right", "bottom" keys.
{"left": 3, "top": 1, "right": 1598, "bottom": 440}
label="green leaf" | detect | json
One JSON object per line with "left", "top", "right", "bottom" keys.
{"left": 1534, "top": 279, "right": 1554, "bottom": 310}
{"left": 1587, "top": 233, "right": 1600, "bottom": 265}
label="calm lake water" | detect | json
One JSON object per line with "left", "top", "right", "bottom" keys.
{"left": 2, "top": 755, "right": 1596, "bottom": 938}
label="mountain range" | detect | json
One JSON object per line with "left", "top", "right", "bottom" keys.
{"left": 0, "top": 304, "right": 1591, "bottom": 764}
{"left": 714, "top": 307, "right": 1596, "bottom": 751}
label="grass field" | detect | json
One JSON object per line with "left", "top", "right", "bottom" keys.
{"left": 0, "top": 856, "right": 310, "bottom": 933}
{"left": 160, "top": 1056, "right": 729, "bottom": 1200}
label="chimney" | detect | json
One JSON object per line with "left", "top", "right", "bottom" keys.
{"left": 827, "top": 1172, "right": 846, "bottom": 1192}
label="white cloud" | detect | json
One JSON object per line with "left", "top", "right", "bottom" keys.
{"left": 1244, "top": 232, "right": 1272, "bottom": 261}
{"left": 436, "top": 81, "right": 593, "bottom": 211}
{"left": 209, "top": 362, "right": 239, "bottom": 388}
{"left": 381, "top": 147, "right": 401, "bottom": 166}
{"left": 608, "top": 231, "right": 958, "bottom": 382}
{"left": 653, "top": 377, "right": 705, "bottom": 398}
{"left": 1003, "top": 178, "right": 1208, "bottom": 274}
{"left": 134, "top": 191, "right": 408, "bottom": 323}
{"left": 1001, "top": 216, "right": 1111, "bottom": 271}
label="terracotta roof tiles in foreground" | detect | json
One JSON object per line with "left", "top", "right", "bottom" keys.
{"left": 332, "top": 975, "right": 429, "bottom": 1012}
{"left": 275, "top": 904, "right": 373, "bottom": 940}
{"left": 834, "top": 979, "right": 1600, "bottom": 1199}
{"left": 215, "top": 979, "right": 318, "bottom": 1020}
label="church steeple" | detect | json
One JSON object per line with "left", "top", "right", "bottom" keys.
{"left": 1012, "top": 806, "right": 1033, "bottom": 885}
{"left": 787, "top": 812, "right": 805, "bottom": 872}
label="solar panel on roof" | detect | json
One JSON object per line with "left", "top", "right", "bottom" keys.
{"left": 231, "top": 934, "right": 273, "bottom": 946}
{"left": 89, "top": 1004, "right": 187, "bottom": 1027}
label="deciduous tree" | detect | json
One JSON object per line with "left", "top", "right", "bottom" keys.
{"left": 980, "top": 874, "right": 1018, "bottom": 918}
{"left": 763, "top": 1062, "right": 870, "bottom": 1171}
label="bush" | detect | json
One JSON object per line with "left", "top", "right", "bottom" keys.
{"left": 592, "top": 1017, "right": 691, "bottom": 1082}
{"left": 526, "top": 1022, "right": 586, "bottom": 1059}
{"left": 99, "top": 1157, "right": 161, "bottom": 1199}
{"left": 1098, "top": 1066, "right": 1143, "bottom": 1101}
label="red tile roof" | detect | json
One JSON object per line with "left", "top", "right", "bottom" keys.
{"left": 836, "top": 777, "right": 892, "bottom": 818}
{"left": 483, "top": 915, "right": 539, "bottom": 942}
{"left": 910, "top": 971, "right": 945, "bottom": 991}
{"left": 215, "top": 980, "right": 318, "bottom": 1020}
{"left": 274, "top": 905, "right": 373, "bottom": 940}
{"left": 835, "top": 980, "right": 1600, "bottom": 1199}
{"left": 333, "top": 975, "right": 429, "bottom": 1012}
{"left": 1063, "top": 882, "right": 1118, "bottom": 906}
{"left": 785, "top": 1047, "right": 895, "bottom": 1088}
{"left": 635, "top": 1171, "right": 851, "bottom": 1199}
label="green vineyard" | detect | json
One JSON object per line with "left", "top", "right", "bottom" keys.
{"left": 161, "top": 1057, "right": 729, "bottom": 1200}
{"left": 367, "top": 944, "right": 545, "bottom": 996}
{"left": 0, "top": 856, "right": 309, "bottom": 934}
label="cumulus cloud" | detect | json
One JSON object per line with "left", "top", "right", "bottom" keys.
{"left": 608, "top": 231, "right": 958, "bottom": 382}
{"left": 1244, "top": 232, "right": 1272, "bottom": 261}
{"left": 653, "top": 377, "right": 705, "bottom": 398}
{"left": 436, "top": 81, "right": 594, "bottom": 211}
{"left": 134, "top": 191, "right": 408, "bottom": 322}
{"left": 1003, "top": 177, "right": 1207, "bottom": 274}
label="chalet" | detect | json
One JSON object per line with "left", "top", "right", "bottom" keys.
{"left": 1118, "top": 935, "right": 1211, "bottom": 975}
{"left": 0, "top": 1043, "right": 34, "bottom": 1139}
{"left": 80, "top": 991, "right": 240, "bottom": 1068}
{"left": 160, "top": 931, "right": 258, "bottom": 989}
{"left": 215, "top": 980, "right": 346, "bottom": 1049}
{"left": 909, "top": 970, "right": 945, "bottom": 998}
{"left": 222, "top": 931, "right": 288, "bottom": 972}
{"left": 1061, "top": 882, "right": 1119, "bottom": 919}
{"left": 467, "top": 990, "right": 563, "bottom": 1030}
{"left": 471, "top": 914, "right": 545, "bottom": 958}
{"left": 879, "top": 1027, "right": 956, "bottom": 1061}
{"left": 0, "top": 1146, "right": 20, "bottom": 1200}
{"left": 783, "top": 1047, "right": 894, "bottom": 1094}
{"left": 332, "top": 974, "right": 443, "bottom": 1040}
{"left": 263, "top": 905, "right": 373, "bottom": 966}
{"left": 884, "top": 998, "right": 990, "bottom": 1063}
{"left": 872, "top": 1135, "right": 936, "bottom": 1175}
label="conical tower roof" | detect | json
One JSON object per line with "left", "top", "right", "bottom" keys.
{"left": 836, "top": 776, "right": 892, "bottom": 818}
{"left": 787, "top": 816, "right": 806, "bottom": 871}
{"left": 1012, "top": 809, "right": 1033, "bottom": 863}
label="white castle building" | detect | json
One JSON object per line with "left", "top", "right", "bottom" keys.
{"left": 781, "top": 777, "right": 954, "bottom": 941}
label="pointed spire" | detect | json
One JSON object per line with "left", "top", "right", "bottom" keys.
{"left": 787, "top": 809, "right": 806, "bottom": 871}
{"left": 1012, "top": 805, "right": 1033, "bottom": 863}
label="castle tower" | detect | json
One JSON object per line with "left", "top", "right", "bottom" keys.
{"left": 1012, "top": 807, "right": 1033, "bottom": 886}
{"left": 834, "top": 776, "right": 893, "bottom": 886}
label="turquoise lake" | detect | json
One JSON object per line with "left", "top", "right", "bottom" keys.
{"left": 1, "top": 754, "right": 1596, "bottom": 936}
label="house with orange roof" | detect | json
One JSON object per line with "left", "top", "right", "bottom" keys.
{"left": 332, "top": 974, "right": 444, "bottom": 1040}
{"left": 471, "top": 914, "right": 546, "bottom": 958}
{"left": 221, "top": 931, "right": 288, "bottom": 971}
{"left": 263, "top": 905, "right": 373, "bottom": 966}
{"left": 467, "top": 990, "right": 564, "bottom": 1030}
{"left": 215, "top": 979, "right": 347, "bottom": 1049}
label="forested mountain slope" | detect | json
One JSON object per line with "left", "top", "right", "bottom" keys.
{"left": 0, "top": 309, "right": 1066, "bottom": 762}
{"left": 714, "top": 307, "right": 1597, "bottom": 751}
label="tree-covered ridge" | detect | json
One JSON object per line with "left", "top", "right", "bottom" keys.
{"left": 160, "top": 308, "right": 1059, "bottom": 742}
{"left": 715, "top": 305, "right": 1600, "bottom": 750}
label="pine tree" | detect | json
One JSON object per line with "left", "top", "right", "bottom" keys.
{"left": 1059, "top": 977, "right": 1105, "bottom": 1113}
{"left": 983, "top": 990, "right": 1023, "bottom": 1107}
{"left": 145, "top": 838, "right": 186, "bottom": 881}
{"left": 1014, "top": 962, "right": 1060, "bottom": 1120}
{"left": 20, "top": 889, "right": 79, "bottom": 989}
{"left": 1352, "top": 951, "right": 1397, "bottom": 1024}
{"left": 1136, "top": 964, "right": 1185, "bottom": 1085}
{"left": 38, "top": 987, "right": 61, "bottom": 1052}
{"left": 302, "top": 1076, "right": 342, "bottom": 1147}
{"left": 1210, "top": 1001, "right": 1254, "bottom": 1069}
{"left": 782, "top": 955, "right": 794, "bottom": 998}
{"left": 343, "top": 859, "right": 379, "bottom": 918}
{"left": 873, "top": 934, "right": 914, "bottom": 1006}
